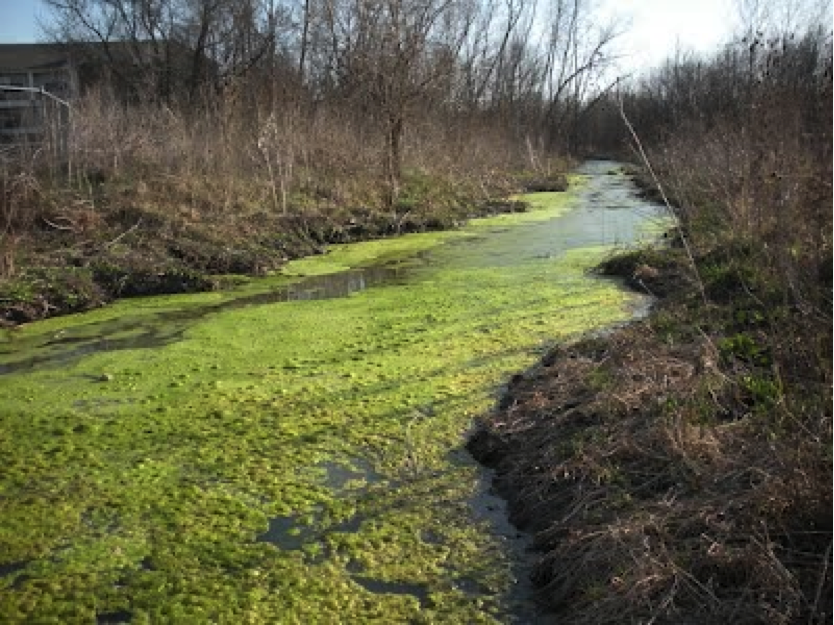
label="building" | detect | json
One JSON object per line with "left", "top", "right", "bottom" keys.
{"left": 0, "top": 44, "right": 76, "bottom": 142}
{"left": 0, "top": 41, "right": 209, "bottom": 144}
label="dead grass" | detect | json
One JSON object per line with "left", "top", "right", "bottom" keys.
{"left": 469, "top": 247, "right": 832, "bottom": 623}
{"left": 0, "top": 90, "right": 568, "bottom": 323}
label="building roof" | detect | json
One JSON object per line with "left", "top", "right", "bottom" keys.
{"left": 0, "top": 44, "right": 71, "bottom": 73}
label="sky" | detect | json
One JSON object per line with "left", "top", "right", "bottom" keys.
{"left": 0, "top": 0, "right": 740, "bottom": 72}
{"left": 599, "top": 0, "right": 737, "bottom": 72}
{"left": 0, "top": 0, "right": 47, "bottom": 44}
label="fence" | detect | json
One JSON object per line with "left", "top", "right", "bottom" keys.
{"left": 0, "top": 85, "right": 72, "bottom": 175}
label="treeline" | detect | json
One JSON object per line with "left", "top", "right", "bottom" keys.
{"left": 44, "top": 0, "right": 619, "bottom": 204}
{"left": 615, "top": 23, "right": 832, "bottom": 379}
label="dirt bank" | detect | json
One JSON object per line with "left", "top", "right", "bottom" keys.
{"left": 0, "top": 172, "right": 562, "bottom": 326}
{"left": 468, "top": 241, "right": 832, "bottom": 624}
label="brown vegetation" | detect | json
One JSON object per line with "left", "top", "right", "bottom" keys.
{"left": 3, "top": 0, "right": 622, "bottom": 322}
{"left": 471, "top": 251, "right": 831, "bottom": 622}
{"left": 469, "top": 20, "right": 832, "bottom": 625}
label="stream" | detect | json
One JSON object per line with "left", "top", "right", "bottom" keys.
{"left": 0, "top": 161, "right": 664, "bottom": 623}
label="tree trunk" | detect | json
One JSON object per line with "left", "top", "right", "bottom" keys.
{"left": 385, "top": 115, "right": 404, "bottom": 208}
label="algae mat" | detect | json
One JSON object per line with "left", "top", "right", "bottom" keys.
{"left": 0, "top": 161, "right": 662, "bottom": 623}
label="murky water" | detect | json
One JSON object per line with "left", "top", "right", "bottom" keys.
{"left": 0, "top": 161, "right": 664, "bottom": 623}
{"left": 0, "top": 266, "right": 405, "bottom": 375}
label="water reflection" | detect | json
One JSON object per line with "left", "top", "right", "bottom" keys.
{"left": 0, "top": 265, "right": 406, "bottom": 375}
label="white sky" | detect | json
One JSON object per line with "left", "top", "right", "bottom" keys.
{"left": 598, "top": 0, "right": 738, "bottom": 74}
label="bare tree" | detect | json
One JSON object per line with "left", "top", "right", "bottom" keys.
{"left": 734, "top": 0, "right": 833, "bottom": 37}
{"left": 43, "top": 0, "right": 284, "bottom": 101}
{"left": 539, "top": 0, "right": 621, "bottom": 152}
{"left": 321, "top": 0, "right": 474, "bottom": 205}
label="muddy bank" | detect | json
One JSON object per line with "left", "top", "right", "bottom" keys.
{"left": 467, "top": 244, "right": 832, "bottom": 623}
{"left": 0, "top": 184, "right": 545, "bottom": 326}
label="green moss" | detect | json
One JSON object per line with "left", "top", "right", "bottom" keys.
{"left": 719, "top": 333, "right": 771, "bottom": 367}
{"left": 0, "top": 179, "right": 659, "bottom": 622}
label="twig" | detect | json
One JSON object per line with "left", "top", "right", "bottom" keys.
{"left": 634, "top": 278, "right": 655, "bottom": 298}
{"left": 616, "top": 84, "right": 707, "bottom": 306}
{"left": 811, "top": 538, "right": 832, "bottom": 622}
{"left": 395, "top": 209, "right": 412, "bottom": 234}
{"left": 42, "top": 216, "right": 76, "bottom": 231}
{"left": 101, "top": 218, "right": 141, "bottom": 250}
{"left": 645, "top": 575, "right": 679, "bottom": 625}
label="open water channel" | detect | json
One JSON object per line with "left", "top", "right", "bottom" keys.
{"left": 0, "top": 161, "right": 664, "bottom": 623}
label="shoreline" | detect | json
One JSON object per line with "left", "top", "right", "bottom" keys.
{"left": 466, "top": 227, "right": 831, "bottom": 622}
{"left": 0, "top": 176, "right": 567, "bottom": 328}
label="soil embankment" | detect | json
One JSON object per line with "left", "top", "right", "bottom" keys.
{"left": 468, "top": 228, "right": 832, "bottom": 623}
{"left": 0, "top": 167, "right": 570, "bottom": 328}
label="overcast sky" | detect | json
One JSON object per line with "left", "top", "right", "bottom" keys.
{"left": 599, "top": 0, "right": 737, "bottom": 72}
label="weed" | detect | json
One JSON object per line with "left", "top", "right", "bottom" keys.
{"left": 718, "top": 333, "right": 771, "bottom": 367}
{"left": 739, "top": 374, "right": 783, "bottom": 412}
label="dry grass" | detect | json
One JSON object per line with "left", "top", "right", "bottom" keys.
{"left": 0, "top": 89, "right": 542, "bottom": 276}
{"left": 55, "top": 89, "right": 532, "bottom": 217}
{"left": 0, "top": 90, "right": 568, "bottom": 323}
{"left": 471, "top": 314, "right": 831, "bottom": 623}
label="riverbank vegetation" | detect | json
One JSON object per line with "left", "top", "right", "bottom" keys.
{"left": 0, "top": 92, "right": 556, "bottom": 323}
{"left": 2, "top": 0, "right": 617, "bottom": 324}
{"left": 470, "top": 14, "right": 832, "bottom": 624}
{"left": 1, "top": 0, "right": 831, "bottom": 621}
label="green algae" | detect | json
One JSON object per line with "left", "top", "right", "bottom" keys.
{"left": 0, "top": 161, "right": 661, "bottom": 622}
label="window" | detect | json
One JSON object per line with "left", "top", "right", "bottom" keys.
{"left": 0, "top": 73, "right": 27, "bottom": 86}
